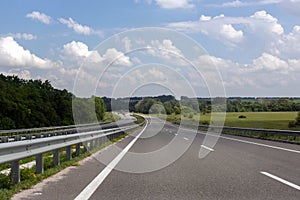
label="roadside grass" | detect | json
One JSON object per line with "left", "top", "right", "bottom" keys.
{"left": 0, "top": 124, "right": 143, "bottom": 200}
{"left": 192, "top": 112, "right": 299, "bottom": 130}
{"left": 131, "top": 114, "right": 145, "bottom": 124}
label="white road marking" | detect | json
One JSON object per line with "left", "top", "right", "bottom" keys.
{"left": 183, "top": 137, "right": 189, "bottom": 141}
{"left": 167, "top": 122, "right": 300, "bottom": 154}
{"left": 217, "top": 135, "right": 300, "bottom": 154}
{"left": 175, "top": 133, "right": 178, "bottom": 136}
{"left": 201, "top": 145, "right": 214, "bottom": 152}
{"left": 74, "top": 119, "right": 148, "bottom": 200}
{"left": 260, "top": 171, "right": 300, "bottom": 191}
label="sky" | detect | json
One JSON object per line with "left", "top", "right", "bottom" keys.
{"left": 0, "top": 0, "right": 300, "bottom": 97}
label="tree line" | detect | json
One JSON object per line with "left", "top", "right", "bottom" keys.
{"left": 0, "top": 74, "right": 106, "bottom": 130}
{"left": 103, "top": 96, "right": 300, "bottom": 115}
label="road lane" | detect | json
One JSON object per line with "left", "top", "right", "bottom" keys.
{"left": 13, "top": 117, "right": 300, "bottom": 200}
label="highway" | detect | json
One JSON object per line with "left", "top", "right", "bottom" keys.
{"left": 13, "top": 116, "right": 300, "bottom": 200}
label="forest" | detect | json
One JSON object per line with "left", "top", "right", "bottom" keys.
{"left": 0, "top": 74, "right": 105, "bottom": 130}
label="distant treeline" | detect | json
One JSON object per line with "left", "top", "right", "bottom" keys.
{"left": 0, "top": 74, "right": 105, "bottom": 130}
{"left": 103, "top": 95, "right": 300, "bottom": 114}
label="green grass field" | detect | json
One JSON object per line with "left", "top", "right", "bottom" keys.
{"left": 164, "top": 112, "right": 299, "bottom": 130}
{"left": 199, "top": 112, "right": 299, "bottom": 130}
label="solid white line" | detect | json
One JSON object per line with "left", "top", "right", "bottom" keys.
{"left": 183, "top": 137, "right": 189, "bottom": 141}
{"left": 74, "top": 120, "right": 148, "bottom": 200}
{"left": 201, "top": 145, "right": 214, "bottom": 152}
{"left": 218, "top": 135, "right": 300, "bottom": 154}
{"left": 260, "top": 171, "right": 300, "bottom": 191}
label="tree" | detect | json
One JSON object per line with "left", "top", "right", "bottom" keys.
{"left": 288, "top": 111, "right": 300, "bottom": 128}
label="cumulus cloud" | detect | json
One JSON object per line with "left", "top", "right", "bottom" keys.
{"left": 147, "top": 39, "right": 183, "bottom": 57}
{"left": 220, "top": 24, "right": 244, "bottom": 44}
{"left": 26, "top": 11, "right": 51, "bottom": 24}
{"left": 271, "top": 25, "right": 300, "bottom": 59}
{"left": 249, "top": 10, "right": 284, "bottom": 35}
{"left": 252, "top": 53, "right": 289, "bottom": 72}
{"left": 167, "top": 10, "right": 283, "bottom": 46}
{"left": 0, "top": 36, "right": 56, "bottom": 69}
{"left": 62, "top": 41, "right": 132, "bottom": 67}
{"left": 58, "top": 17, "right": 103, "bottom": 36}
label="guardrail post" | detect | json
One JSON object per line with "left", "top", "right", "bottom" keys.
{"left": 83, "top": 142, "right": 88, "bottom": 152}
{"left": 1, "top": 136, "right": 8, "bottom": 143}
{"left": 76, "top": 143, "right": 81, "bottom": 155}
{"left": 66, "top": 146, "right": 72, "bottom": 160}
{"left": 90, "top": 140, "right": 94, "bottom": 150}
{"left": 53, "top": 149, "right": 60, "bottom": 166}
{"left": 36, "top": 153, "right": 44, "bottom": 174}
{"left": 11, "top": 160, "right": 20, "bottom": 184}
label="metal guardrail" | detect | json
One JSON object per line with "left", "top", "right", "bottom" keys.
{"left": 0, "top": 122, "right": 110, "bottom": 138}
{"left": 198, "top": 125, "right": 300, "bottom": 143}
{"left": 0, "top": 123, "right": 135, "bottom": 144}
{"left": 0, "top": 121, "right": 144, "bottom": 184}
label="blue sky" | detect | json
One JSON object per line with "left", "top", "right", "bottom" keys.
{"left": 0, "top": 0, "right": 300, "bottom": 97}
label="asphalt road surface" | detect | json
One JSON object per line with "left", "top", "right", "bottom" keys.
{"left": 13, "top": 117, "right": 300, "bottom": 200}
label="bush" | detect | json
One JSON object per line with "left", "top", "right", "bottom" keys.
{"left": 288, "top": 121, "right": 296, "bottom": 128}
{"left": 0, "top": 174, "right": 11, "bottom": 189}
{"left": 238, "top": 115, "right": 247, "bottom": 119}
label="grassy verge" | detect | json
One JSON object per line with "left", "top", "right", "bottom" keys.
{"left": 131, "top": 114, "right": 145, "bottom": 124}
{"left": 0, "top": 124, "right": 143, "bottom": 200}
{"left": 166, "top": 112, "right": 299, "bottom": 130}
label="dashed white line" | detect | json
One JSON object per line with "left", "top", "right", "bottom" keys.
{"left": 166, "top": 122, "right": 300, "bottom": 154}
{"left": 74, "top": 119, "right": 148, "bottom": 200}
{"left": 260, "top": 171, "right": 300, "bottom": 191}
{"left": 200, "top": 145, "right": 214, "bottom": 152}
{"left": 183, "top": 137, "right": 189, "bottom": 141}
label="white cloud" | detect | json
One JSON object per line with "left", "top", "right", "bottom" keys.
{"left": 122, "top": 37, "right": 132, "bottom": 52}
{"left": 1, "top": 69, "right": 32, "bottom": 80}
{"left": 7, "top": 33, "right": 37, "bottom": 40}
{"left": 167, "top": 10, "right": 283, "bottom": 46}
{"left": 155, "top": 0, "right": 194, "bottom": 9}
{"left": 103, "top": 48, "right": 132, "bottom": 67}
{"left": 252, "top": 53, "right": 288, "bottom": 72}
{"left": 63, "top": 41, "right": 92, "bottom": 57}
{"left": 250, "top": 10, "right": 284, "bottom": 35}
{"left": 209, "top": 0, "right": 282, "bottom": 8}
{"left": 220, "top": 24, "right": 244, "bottom": 44}
{"left": 135, "top": 0, "right": 194, "bottom": 9}
{"left": 26, "top": 11, "right": 51, "bottom": 24}
{"left": 145, "top": 39, "right": 186, "bottom": 65}
{"left": 0, "top": 36, "right": 55, "bottom": 69}
{"left": 62, "top": 41, "right": 132, "bottom": 67}
{"left": 58, "top": 18, "right": 103, "bottom": 36}
{"left": 200, "top": 15, "right": 212, "bottom": 21}
{"left": 271, "top": 25, "right": 300, "bottom": 59}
